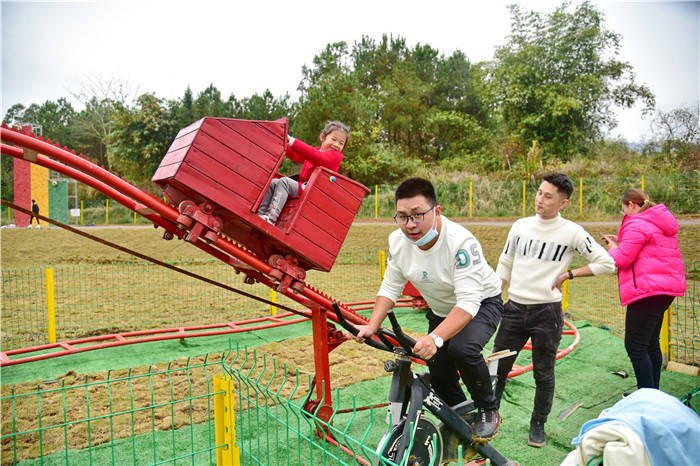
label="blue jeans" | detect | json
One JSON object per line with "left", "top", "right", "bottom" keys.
{"left": 625, "top": 294, "right": 674, "bottom": 389}
{"left": 492, "top": 300, "right": 563, "bottom": 423}
{"left": 425, "top": 295, "right": 503, "bottom": 410}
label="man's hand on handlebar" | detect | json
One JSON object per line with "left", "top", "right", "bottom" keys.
{"left": 353, "top": 324, "right": 377, "bottom": 343}
{"left": 413, "top": 335, "right": 438, "bottom": 360}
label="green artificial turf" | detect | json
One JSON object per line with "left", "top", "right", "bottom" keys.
{"left": 3, "top": 308, "right": 698, "bottom": 465}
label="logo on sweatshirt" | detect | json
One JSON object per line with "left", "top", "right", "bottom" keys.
{"left": 455, "top": 249, "right": 470, "bottom": 268}
{"left": 421, "top": 271, "right": 429, "bottom": 281}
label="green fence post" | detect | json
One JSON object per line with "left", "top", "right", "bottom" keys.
{"left": 522, "top": 180, "right": 527, "bottom": 217}
{"left": 579, "top": 178, "right": 583, "bottom": 216}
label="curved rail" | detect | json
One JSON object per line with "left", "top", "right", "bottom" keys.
{"left": 0, "top": 313, "right": 311, "bottom": 366}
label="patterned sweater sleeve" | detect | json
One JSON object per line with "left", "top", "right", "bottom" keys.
{"left": 496, "top": 223, "right": 518, "bottom": 283}
{"left": 574, "top": 226, "right": 617, "bottom": 275}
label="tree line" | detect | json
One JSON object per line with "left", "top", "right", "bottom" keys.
{"left": 2, "top": 1, "right": 697, "bottom": 204}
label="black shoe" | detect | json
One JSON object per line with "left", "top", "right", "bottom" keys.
{"left": 528, "top": 419, "right": 546, "bottom": 447}
{"left": 472, "top": 409, "right": 500, "bottom": 442}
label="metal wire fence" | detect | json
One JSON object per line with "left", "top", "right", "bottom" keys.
{"left": 0, "top": 252, "right": 382, "bottom": 352}
{"left": 2, "top": 255, "right": 697, "bottom": 366}
{"left": 357, "top": 172, "right": 699, "bottom": 219}
{"left": 0, "top": 345, "right": 418, "bottom": 466}
{"left": 1, "top": 262, "right": 698, "bottom": 465}
{"left": 3, "top": 173, "right": 696, "bottom": 227}
{"left": 0, "top": 354, "right": 226, "bottom": 465}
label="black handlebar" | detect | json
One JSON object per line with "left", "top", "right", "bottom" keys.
{"left": 331, "top": 302, "right": 418, "bottom": 357}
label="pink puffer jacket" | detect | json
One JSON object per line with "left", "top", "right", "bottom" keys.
{"left": 608, "top": 204, "right": 686, "bottom": 306}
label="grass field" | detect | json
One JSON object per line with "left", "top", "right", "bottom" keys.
{"left": 1, "top": 220, "right": 698, "bottom": 465}
{"left": 2, "top": 219, "right": 698, "bottom": 267}
{"left": 1, "top": 220, "right": 697, "bottom": 350}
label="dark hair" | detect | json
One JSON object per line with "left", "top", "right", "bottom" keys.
{"left": 395, "top": 178, "right": 437, "bottom": 206}
{"left": 32, "top": 199, "right": 36, "bottom": 203}
{"left": 321, "top": 121, "right": 350, "bottom": 150}
{"left": 542, "top": 173, "right": 574, "bottom": 199}
{"left": 621, "top": 188, "right": 655, "bottom": 213}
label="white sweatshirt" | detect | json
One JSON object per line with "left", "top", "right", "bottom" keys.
{"left": 378, "top": 216, "right": 502, "bottom": 317}
{"left": 496, "top": 214, "right": 616, "bottom": 305}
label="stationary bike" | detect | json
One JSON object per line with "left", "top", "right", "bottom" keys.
{"left": 332, "top": 303, "right": 517, "bottom": 465}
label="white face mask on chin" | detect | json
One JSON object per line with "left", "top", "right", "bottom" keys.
{"left": 402, "top": 211, "right": 438, "bottom": 247}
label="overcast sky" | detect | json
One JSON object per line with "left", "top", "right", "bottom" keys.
{"left": 2, "top": 0, "right": 698, "bottom": 142}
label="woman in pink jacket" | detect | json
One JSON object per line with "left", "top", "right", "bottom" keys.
{"left": 601, "top": 189, "right": 686, "bottom": 390}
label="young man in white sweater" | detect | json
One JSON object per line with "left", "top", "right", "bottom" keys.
{"left": 493, "top": 173, "right": 616, "bottom": 448}
{"left": 355, "top": 178, "right": 504, "bottom": 441}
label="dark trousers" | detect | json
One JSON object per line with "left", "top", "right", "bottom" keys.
{"left": 426, "top": 295, "right": 503, "bottom": 410}
{"left": 492, "top": 300, "right": 563, "bottom": 423}
{"left": 625, "top": 294, "right": 674, "bottom": 390}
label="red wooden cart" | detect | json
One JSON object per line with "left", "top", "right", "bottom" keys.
{"left": 152, "top": 117, "right": 369, "bottom": 286}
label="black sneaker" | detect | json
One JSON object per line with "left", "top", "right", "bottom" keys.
{"left": 473, "top": 409, "right": 501, "bottom": 442}
{"left": 528, "top": 419, "right": 546, "bottom": 447}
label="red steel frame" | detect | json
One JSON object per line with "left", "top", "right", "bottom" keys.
{"left": 1, "top": 124, "right": 580, "bottom": 432}
{"left": 0, "top": 125, "right": 371, "bottom": 422}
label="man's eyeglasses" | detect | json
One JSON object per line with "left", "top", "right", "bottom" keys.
{"left": 394, "top": 206, "right": 435, "bottom": 225}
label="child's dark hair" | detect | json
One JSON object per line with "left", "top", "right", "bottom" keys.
{"left": 322, "top": 121, "right": 350, "bottom": 148}
{"left": 395, "top": 178, "right": 437, "bottom": 206}
{"left": 622, "top": 189, "right": 655, "bottom": 213}
{"left": 543, "top": 173, "right": 574, "bottom": 199}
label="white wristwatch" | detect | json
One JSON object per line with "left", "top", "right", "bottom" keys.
{"left": 429, "top": 332, "right": 444, "bottom": 348}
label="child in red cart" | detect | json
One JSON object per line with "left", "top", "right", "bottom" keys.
{"left": 257, "top": 121, "right": 349, "bottom": 225}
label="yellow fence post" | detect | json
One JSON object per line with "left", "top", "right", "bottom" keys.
{"left": 660, "top": 305, "right": 671, "bottom": 367}
{"left": 522, "top": 180, "right": 527, "bottom": 217}
{"left": 641, "top": 174, "right": 645, "bottom": 191}
{"left": 134, "top": 210, "right": 137, "bottom": 224}
{"left": 375, "top": 185, "right": 378, "bottom": 219}
{"left": 105, "top": 199, "right": 109, "bottom": 225}
{"left": 270, "top": 289, "right": 277, "bottom": 316}
{"left": 214, "top": 374, "right": 241, "bottom": 466}
{"left": 379, "top": 250, "right": 386, "bottom": 283}
{"left": 469, "top": 181, "right": 473, "bottom": 218}
{"left": 80, "top": 200, "right": 84, "bottom": 225}
{"left": 562, "top": 277, "right": 569, "bottom": 312}
{"left": 46, "top": 268, "right": 56, "bottom": 343}
{"left": 579, "top": 178, "right": 583, "bottom": 216}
